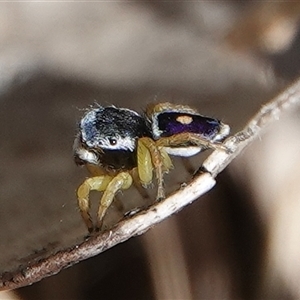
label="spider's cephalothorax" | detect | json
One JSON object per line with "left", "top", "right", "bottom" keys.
{"left": 74, "top": 106, "right": 149, "bottom": 171}
{"left": 73, "top": 105, "right": 172, "bottom": 232}
{"left": 146, "top": 102, "right": 230, "bottom": 157}
{"left": 74, "top": 103, "right": 230, "bottom": 232}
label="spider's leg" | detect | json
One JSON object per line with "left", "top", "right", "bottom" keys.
{"left": 159, "top": 147, "right": 174, "bottom": 172}
{"left": 77, "top": 175, "right": 112, "bottom": 232}
{"left": 155, "top": 132, "right": 228, "bottom": 152}
{"left": 96, "top": 172, "right": 133, "bottom": 230}
{"left": 138, "top": 137, "right": 167, "bottom": 200}
{"left": 131, "top": 168, "right": 151, "bottom": 200}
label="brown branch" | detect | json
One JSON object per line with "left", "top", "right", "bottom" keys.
{"left": 1, "top": 78, "right": 300, "bottom": 291}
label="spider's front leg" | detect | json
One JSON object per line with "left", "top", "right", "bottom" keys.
{"left": 77, "top": 175, "right": 112, "bottom": 232}
{"left": 137, "top": 137, "right": 173, "bottom": 200}
{"left": 96, "top": 172, "right": 132, "bottom": 230}
{"left": 77, "top": 172, "right": 133, "bottom": 232}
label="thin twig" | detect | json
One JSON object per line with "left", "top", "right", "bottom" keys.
{"left": 1, "top": 78, "right": 300, "bottom": 291}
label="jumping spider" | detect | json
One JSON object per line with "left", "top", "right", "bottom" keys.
{"left": 73, "top": 102, "right": 230, "bottom": 232}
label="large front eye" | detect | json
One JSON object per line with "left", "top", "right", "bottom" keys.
{"left": 109, "top": 138, "right": 117, "bottom": 145}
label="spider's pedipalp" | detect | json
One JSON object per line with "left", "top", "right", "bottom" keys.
{"left": 138, "top": 137, "right": 166, "bottom": 200}
{"left": 137, "top": 138, "right": 153, "bottom": 186}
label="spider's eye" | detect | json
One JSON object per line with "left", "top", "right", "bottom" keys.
{"left": 109, "top": 138, "right": 117, "bottom": 145}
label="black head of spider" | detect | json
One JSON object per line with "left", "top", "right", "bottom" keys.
{"left": 73, "top": 105, "right": 151, "bottom": 170}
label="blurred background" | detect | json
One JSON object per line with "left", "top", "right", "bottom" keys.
{"left": 1, "top": 1, "right": 300, "bottom": 299}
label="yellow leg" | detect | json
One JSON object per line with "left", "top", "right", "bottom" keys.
{"left": 155, "top": 132, "right": 228, "bottom": 151}
{"left": 77, "top": 175, "right": 112, "bottom": 232}
{"left": 131, "top": 168, "right": 150, "bottom": 200}
{"left": 96, "top": 172, "right": 133, "bottom": 230}
{"left": 138, "top": 137, "right": 167, "bottom": 200}
{"left": 159, "top": 147, "right": 174, "bottom": 172}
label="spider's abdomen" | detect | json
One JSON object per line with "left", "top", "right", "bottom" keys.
{"left": 157, "top": 112, "right": 223, "bottom": 139}
{"left": 147, "top": 102, "right": 230, "bottom": 143}
{"left": 146, "top": 102, "right": 230, "bottom": 157}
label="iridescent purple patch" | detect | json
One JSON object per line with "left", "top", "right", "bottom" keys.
{"left": 157, "top": 112, "right": 221, "bottom": 139}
